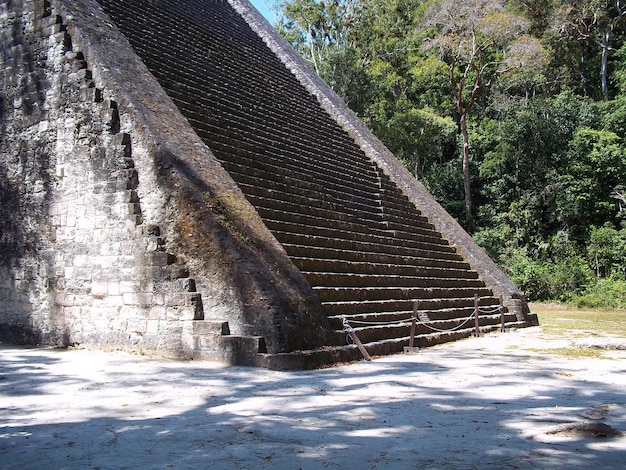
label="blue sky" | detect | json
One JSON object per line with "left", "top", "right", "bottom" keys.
{"left": 249, "top": 0, "right": 276, "bottom": 23}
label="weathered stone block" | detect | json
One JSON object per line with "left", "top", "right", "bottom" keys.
{"left": 68, "top": 68, "right": 92, "bottom": 83}
{"left": 100, "top": 294, "right": 123, "bottom": 308}
{"left": 110, "top": 282, "right": 131, "bottom": 299}
{"left": 151, "top": 293, "right": 166, "bottom": 306}
{"left": 106, "top": 282, "right": 120, "bottom": 296}
{"left": 90, "top": 281, "right": 108, "bottom": 297}
{"left": 127, "top": 319, "right": 147, "bottom": 335}
{"left": 167, "top": 306, "right": 196, "bottom": 321}
{"left": 147, "top": 251, "right": 176, "bottom": 266}
{"left": 146, "top": 319, "right": 160, "bottom": 334}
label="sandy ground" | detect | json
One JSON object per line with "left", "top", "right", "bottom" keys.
{"left": 1, "top": 327, "right": 626, "bottom": 469}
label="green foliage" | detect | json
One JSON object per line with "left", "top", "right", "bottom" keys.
{"left": 597, "top": 95, "right": 626, "bottom": 139}
{"left": 421, "top": 156, "right": 466, "bottom": 220}
{"left": 614, "top": 44, "right": 626, "bottom": 94}
{"left": 406, "top": 55, "right": 452, "bottom": 112}
{"left": 506, "top": 249, "right": 593, "bottom": 301}
{"left": 556, "top": 128, "right": 626, "bottom": 239}
{"left": 571, "top": 277, "right": 626, "bottom": 309}
{"left": 587, "top": 223, "right": 626, "bottom": 278}
{"left": 375, "top": 106, "right": 457, "bottom": 177}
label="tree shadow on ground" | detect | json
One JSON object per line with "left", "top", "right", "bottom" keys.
{"left": 1, "top": 343, "right": 625, "bottom": 469}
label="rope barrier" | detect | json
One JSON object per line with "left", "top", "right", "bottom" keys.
{"left": 345, "top": 318, "right": 412, "bottom": 326}
{"left": 417, "top": 309, "right": 476, "bottom": 332}
{"left": 477, "top": 305, "right": 502, "bottom": 314}
{"left": 341, "top": 304, "right": 504, "bottom": 332}
{"left": 342, "top": 308, "right": 499, "bottom": 329}
{"left": 341, "top": 296, "right": 508, "bottom": 356}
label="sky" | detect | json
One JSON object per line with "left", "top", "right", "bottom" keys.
{"left": 249, "top": 0, "right": 276, "bottom": 23}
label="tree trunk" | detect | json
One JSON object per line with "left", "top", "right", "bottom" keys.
{"left": 601, "top": 30, "right": 610, "bottom": 99}
{"left": 460, "top": 113, "right": 472, "bottom": 233}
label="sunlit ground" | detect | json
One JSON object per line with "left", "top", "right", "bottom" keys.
{"left": 528, "top": 303, "right": 626, "bottom": 358}
{"left": 530, "top": 303, "right": 626, "bottom": 337}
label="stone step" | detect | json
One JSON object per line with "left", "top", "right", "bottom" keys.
{"left": 203, "top": 133, "right": 380, "bottom": 202}
{"left": 293, "top": 257, "right": 474, "bottom": 276}
{"left": 185, "top": 320, "right": 230, "bottom": 337}
{"left": 192, "top": 119, "right": 378, "bottom": 191}
{"left": 183, "top": 320, "right": 268, "bottom": 365}
{"left": 171, "top": 54, "right": 363, "bottom": 145}
{"left": 337, "top": 313, "right": 514, "bottom": 344}
{"left": 380, "top": 205, "right": 430, "bottom": 226}
{"left": 256, "top": 209, "right": 376, "bottom": 238}
{"left": 272, "top": 225, "right": 446, "bottom": 253}
{"left": 327, "top": 307, "right": 514, "bottom": 329}
{"left": 327, "top": 306, "right": 479, "bottom": 326}
{"left": 223, "top": 162, "right": 341, "bottom": 204}
{"left": 283, "top": 244, "right": 460, "bottom": 267}
{"left": 321, "top": 297, "right": 499, "bottom": 316}
{"left": 380, "top": 196, "right": 418, "bottom": 215}
{"left": 267, "top": 225, "right": 457, "bottom": 259}
{"left": 347, "top": 318, "right": 520, "bottom": 352}
{"left": 167, "top": 65, "right": 363, "bottom": 146}
{"left": 253, "top": 344, "right": 365, "bottom": 370}
{"left": 177, "top": 95, "right": 375, "bottom": 176}
{"left": 237, "top": 181, "right": 384, "bottom": 222}
{"left": 302, "top": 272, "right": 486, "bottom": 289}
{"left": 257, "top": 316, "right": 530, "bottom": 370}
{"left": 313, "top": 286, "right": 493, "bottom": 303}
{"left": 291, "top": 256, "right": 464, "bottom": 275}
{"left": 246, "top": 193, "right": 384, "bottom": 228}
{"left": 215, "top": 153, "right": 381, "bottom": 217}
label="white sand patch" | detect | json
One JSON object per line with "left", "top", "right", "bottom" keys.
{"left": 2, "top": 327, "right": 625, "bottom": 469}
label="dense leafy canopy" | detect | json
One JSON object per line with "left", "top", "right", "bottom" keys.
{"left": 274, "top": 0, "right": 626, "bottom": 304}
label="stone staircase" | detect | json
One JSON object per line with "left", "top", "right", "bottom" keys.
{"left": 96, "top": 0, "right": 527, "bottom": 363}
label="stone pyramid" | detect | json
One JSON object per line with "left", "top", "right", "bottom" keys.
{"left": 0, "top": 0, "right": 536, "bottom": 369}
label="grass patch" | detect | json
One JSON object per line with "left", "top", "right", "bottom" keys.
{"left": 530, "top": 303, "right": 626, "bottom": 338}
{"left": 528, "top": 347, "right": 604, "bottom": 359}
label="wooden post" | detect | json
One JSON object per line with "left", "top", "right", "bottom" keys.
{"left": 342, "top": 317, "right": 371, "bottom": 361}
{"left": 404, "top": 301, "right": 420, "bottom": 353}
{"left": 409, "top": 301, "right": 418, "bottom": 348}
{"left": 474, "top": 294, "right": 482, "bottom": 337}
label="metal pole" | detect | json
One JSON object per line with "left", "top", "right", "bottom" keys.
{"left": 499, "top": 294, "right": 506, "bottom": 332}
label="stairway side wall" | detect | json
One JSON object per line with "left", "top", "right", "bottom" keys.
{"left": 231, "top": 0, "right": 532, "bottom": 319}
{"left": 0, "top": 0, "right": 334, "bottom": 356}
{"left": 0, "top": 0, "right": 209, "bottom": 355}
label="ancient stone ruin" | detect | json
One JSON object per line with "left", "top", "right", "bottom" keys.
{"left": 0, "top": 0, "right": 537, "bottom": 369}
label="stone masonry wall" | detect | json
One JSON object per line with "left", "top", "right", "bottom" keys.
{"left": 1, "top": 0, "right": 203, "bottom": 354}
{"left": 0, "top": 0, "right": 61, "bottom": 344}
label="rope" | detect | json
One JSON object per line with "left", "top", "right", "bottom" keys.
{"left": 340, "top": 299, "right": 505, "bottom": 336}
{"left": 345, "top": 318, "right": 412, "bottom": 326}
{"left": 477, "top": 305, "right": 502, "bottom": 314}
{"left": 343, "top": 317, "right": 356, "bottom": 344}
{"left": 417, "top": 309, "right": 476, "bottom": 332}
{"left": 342, "top": 307, "right": 489, "bottom": 333}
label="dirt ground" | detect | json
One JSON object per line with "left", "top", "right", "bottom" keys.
{"left": 2, "top": 326, "right": 626, "bottom": 469}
